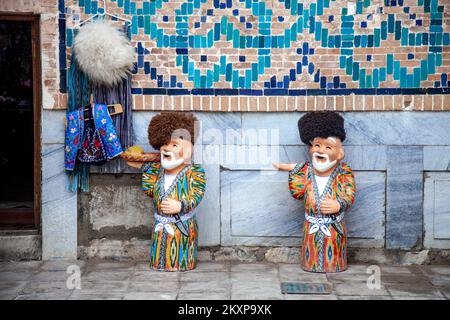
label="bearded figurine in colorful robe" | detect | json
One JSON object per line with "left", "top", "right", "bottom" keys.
{"left": 127, "top": 112, "right": 206, "bottom": 271}
{"left": 273, "top": 112, "right": 355, "bottom": 273}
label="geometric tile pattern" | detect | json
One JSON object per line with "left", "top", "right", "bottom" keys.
{"left": 61, "top": 0, "right": 450, "bottom": 97}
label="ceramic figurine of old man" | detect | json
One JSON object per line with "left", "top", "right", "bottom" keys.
{"left": 274, "top": 112, "right": 355, "bottom": 273}
{"left": 127, "top": 112, "right": 206, "bottom": 271}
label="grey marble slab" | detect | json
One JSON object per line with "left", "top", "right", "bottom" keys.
{"left": 423, "top": 147, "right": 450, "bottom": 171}
{"left": 220, "top": 169, "right": 385, "bottom": 247}
{"left": 424, "top": 172, "right": 450, "bottom": 249}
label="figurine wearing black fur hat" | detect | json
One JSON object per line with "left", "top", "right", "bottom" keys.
{"left": 273, "top": 112, "right": 356, "bottom": 273}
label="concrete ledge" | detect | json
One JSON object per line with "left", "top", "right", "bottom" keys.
{"left": 0, "top": 234, "right": 42, "bottom": 261}
{"left": 76, "top": 239, "right": 450, "bottom": 265}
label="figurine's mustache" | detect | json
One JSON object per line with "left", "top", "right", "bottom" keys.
{"left": 313, "top": 152, "right": 330, "bottom": 162}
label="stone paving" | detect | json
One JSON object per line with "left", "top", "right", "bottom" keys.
{"left": 0, "top": 260, "right": 449, "bottom": 300}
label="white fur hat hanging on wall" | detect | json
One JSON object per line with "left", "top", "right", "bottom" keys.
{"left": 73, "top": 20, "right": 136, "bottom": 87}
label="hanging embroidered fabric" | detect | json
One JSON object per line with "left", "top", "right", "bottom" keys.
{"left": 65, "top": 104, "right": 123, "bottom": 170}
{"left": 65, "top": 109, "right": 84, "bottom": 171}
{"left": 77, "top": 108, "right": 108, "bottom": 165}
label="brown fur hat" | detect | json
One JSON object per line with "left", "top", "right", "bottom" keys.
{"left": 147, "top": 112, "right": 198, "bottom": 150}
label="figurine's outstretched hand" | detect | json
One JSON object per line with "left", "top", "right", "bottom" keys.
{"left": 272, "top": 162, "right": 297, "bottom": 172}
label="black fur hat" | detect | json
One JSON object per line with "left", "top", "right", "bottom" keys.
{"left": 298, "top": 112, "right": 346, "bottom": 145}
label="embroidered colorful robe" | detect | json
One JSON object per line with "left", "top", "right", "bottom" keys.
{"left": 141, "top": 162, "right": 206, "bottom": 271}
{"left": 289, "top": 161, "right": 356, "bottom": 273}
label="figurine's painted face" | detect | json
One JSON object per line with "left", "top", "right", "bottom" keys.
{"left": 309, "top": 137, "right": 344, "bottom": 174}
{"left": 160, "top": 137, "right": 192, "bottom": 170}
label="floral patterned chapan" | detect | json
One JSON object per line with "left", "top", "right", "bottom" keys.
{"left": 289, "top": 161, "right": 356, "bottom": 273}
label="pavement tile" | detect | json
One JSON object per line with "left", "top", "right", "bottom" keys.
{"left": 30, "top": 270, "right": 77, "bottom": 282}
{"left": 279, "top": 272, "right": 329, "bottom": 283}
{"left": 284, "top": 294, "right": 338, "bottom": 300}
{"left": 76, "top": 280, "right": 129, "bottom": 292}
{"left": 85, "top": 261, "right": 136, "bottom": 272}
{"left": 179, "top": 280, "right": 230, "bottom": 293}
{"left": 180, "top": 271, "right": 230, "bottom": 282}
{"left": 39, "top": 260, "right": 86, "bottom": 271}
{"left": 131, "top": 270, "right": 180, "bottom": 282}
{"left": 128, "top": 280, "right": 178, "bottom": 292}
{"left": 381, "top": 274, "right": 432, "bottom": 286}
{"left": 337, "top": 295, "right": 393, "bottom": 300}
{"left": 0, "top": 272, "right": 33, "bottom": 282}
{"left": 380, "top": 265, "right": 415, "bottom": 274}
{"left": 20, "top": 280, "right": 73, "bottom": 295}
{"left": 124, "top": 292, "right": 177, "bottom": 300}
{"left": 231, "top": 263, "right": 278, "bottom": 274}
{"left": 0, "top": 261, "right": 42, "bottom": 272}
{"left": 419, "top": 265, "right": 450, "bottom": 276}
{"left": 15, "top": 291, "right": 73, "bottom": 300}
{"left": 178, "top": 290, "right": 230, "bottom": 300}
{"left": 231, "top": 281, "right": 283, "bottom": 300}
{"left": 82, "top": 271, "right": 132, "bottom": 281}
{"left": 69, "top": 292, "right": 125, "bottom": 300}
{"left": 386, "top": 283, "right": 445, "bottom": 298}
{"left": 189, "top": 262, "right": 230, "bottom": 273}
{"left": 422, "top": 275, "right": 450, "bottom": 287}
{"left": 334, "top": 282, "right": 390, "bottom": 296}
{"left": 391, "top": 295, "right": 445, "bottom": 300}
{"left": 0, "top": 281, "right": 27, "bottom": 293}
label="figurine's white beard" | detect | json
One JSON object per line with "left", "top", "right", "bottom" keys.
{"left": 312, "top": 152, "right": 337, "bottom": 173}
{"left": 161, "top": 151, "right": 185, "bottom": 170}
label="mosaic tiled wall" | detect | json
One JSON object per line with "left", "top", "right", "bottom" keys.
{"left": 59, "top": 0, "right": 450, "bottom": 110}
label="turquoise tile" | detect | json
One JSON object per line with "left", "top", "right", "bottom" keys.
{"left": 380, "top": 67, "right": 386, "bottom": 82}
{"left": 428, "top": 53, "right": 435, "bottom": 74}
{"left": 226, "top": 24, "right": 233, "bottom": 41}
{"left": 352, "top": 62, "right": 359, "bottom": 81}
{"left": 413, "top": 68, "right": 421, "bottom": 87}
{"left": 265, "top": 55, "right": 271, "bottom": 68}
{"left": 416, "top": 33, "right": 422, "bottom": 45}
{"left": 252, "top": 63, "right": 258, "bottom": 81}
{"left": 321, "top": 29, "right": 328, "bottom": 47}
{"left": 407, "top": 74, "right": 414, "bottom": 88}
{"left": 381, "top": 21, "right": 388, "bottom": 40}
{"left": 214, "top": 64, "right": 220, "bottom": 82}
{"left": 285, "top": 29, "right": 291, "bottom": 47}
{"left": 291, "top": 24, "right": 297, "bottom": 41}
{"left": 66, "top": 28, "right": 73, "bottom": 47}
{"left": 205, "top": 30, "right": 212, "bottom": 47}
{"left": 409, "top": 33, "right": 415, "bottom": 46}
{"left": 436, "top": 53, "right": 442, "bottom": 66}
{"left": 393, "top": 61, "right": 400, "bottom": 80}
{"left": 233, "top": 30, "right": 239, "bottom": 48}
{"left": 317, "top": 0, "right": 324, "bottom": 15}
{"left": 232, "top": 70, "right": 238, "bottom": 89}
{"left": 401, "top": 28, "right": 408, "bottom": 46}
{"left": 373, "top": 69, "right": 379, "bottom": 87}
{"left": 400, "top": 67, "right": 407, "bottom": 87}
{"left": 388, "top": 14, "right": 394, "bottom": 33}
{"left": 144, "top": 16, "right": 150, "bottom": 35}
{"left": 339, "top": 56, "right": 346, "bottom": 68}
{"left": 226, "top": 63, "right": 232, "bottom": 81}
{"left": 245, "top": 70, "right": 252, "bottom": 88}
{"left": 315, "top": 22, "right": 322, "bottom": 41}
{"left": 346, "top": 56, "right": 353, "bottom": 75}
{"left": 366, "top": 75, "right": 372, "bottom": 88}
{"left": 387, "top": 54, "right": 394, "bottom": 74}
{"left": 374, "top": 29, "right": 380, "bottom": 47}
{"left": 359, "top": 69, "right": 366, "bottom": 87}
{"left": 220, "top": 56, "right": 226, "bottom": 74}
{"left": 395, "top": 21, "right": 401, "bottom": 40}
{"left": 420, "top": 60, "right": 428, "bottom": 80}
